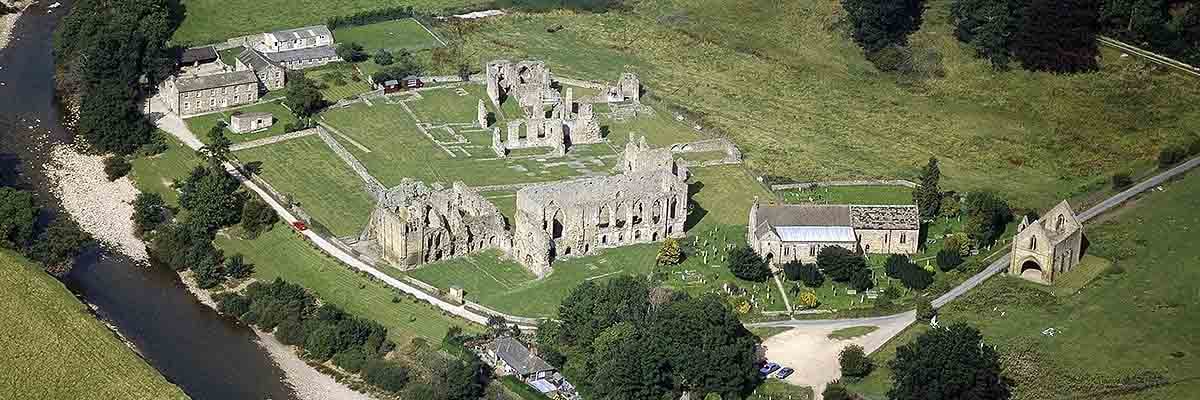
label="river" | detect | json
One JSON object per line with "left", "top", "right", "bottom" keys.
{"left": 0, "top": 2, "right": 297, "bottom": 399}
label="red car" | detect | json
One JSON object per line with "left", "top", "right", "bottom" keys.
{"left": 291, "top": 221, "right": 308, "bottom": 231}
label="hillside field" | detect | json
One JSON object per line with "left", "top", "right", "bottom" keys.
{"left": 0, "top": 251, "right": 189, "bottom": 400}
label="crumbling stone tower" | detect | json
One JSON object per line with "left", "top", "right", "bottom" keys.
{"left": 363, "top": 180, "right": 512, "bottom": 269}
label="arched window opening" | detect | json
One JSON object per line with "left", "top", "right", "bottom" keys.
{"left": 1029, "top": 236, "right": 1037, "bottom": 251}
{"left": 552, "top": 210, "right": 565, "bottom": 240}
{"left": 1056, "top": 214, "right": 1065, "bottom": 230}
{"left": 598, "top": 205, "right": 611, "bottom": 228}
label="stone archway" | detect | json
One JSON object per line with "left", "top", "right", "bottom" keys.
{"left": 1019, "top": 259, "right": 1046, "bottom": 283}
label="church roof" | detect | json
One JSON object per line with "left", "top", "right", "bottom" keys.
{"left": 753, "top": 204, "right": 918, "bottom": 242}
{"left": 775, "top": 226, "right": 857, "bottom": 243}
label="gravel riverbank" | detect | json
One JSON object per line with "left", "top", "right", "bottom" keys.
{"left": 44, "top": 144, "right": 150, "bottom": 261}
{"left": 0, "top": 1, "right": 32, "bottom": 51}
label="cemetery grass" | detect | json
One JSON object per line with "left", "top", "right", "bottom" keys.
{"left": 215, "top": 227, "right": 483, "bottom": 346}
{"left": 847, "top": 169, "right": 1200, "bottom": 399}
{"left": 186, "top": 101, "right": 299, "bottom": 145}
{"left": 0, "top": 250, "right": 188, "bottom": 400}
{"left": 172, "top": 0, "right": 483, "bottom": 44}
{"left": 233, "top": 135, "right": 375, "bottom": 237}
{"left": 333, "top": 19, "right": 443, "bottom": 53}
{"left": 455, "top": 1, "right": 1200, "bottom": 211}
{"left": 319, "top": 101, "right": 620, "bottom": 188}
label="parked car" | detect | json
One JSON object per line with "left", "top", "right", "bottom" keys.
{"left": 759, "top": 362, "right": 780, "bottom": 376}
{"left": 776, "top": 367, "right": 794, "bottom": 379}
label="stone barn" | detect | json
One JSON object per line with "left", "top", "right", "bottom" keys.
{"left": 362, "top": 180, "right": 511, "bottom": 269}
{"left": 748, "top": 202, "right": 919, "bottom": 267}
{"left": 511, "top": 168, "right": 689, "bottom": 277}
{"left": 230, "top": 111, "right": 274, "bottom": 133}
{"left": 1009, "top": 200, "right": 1084, "bottom": 284}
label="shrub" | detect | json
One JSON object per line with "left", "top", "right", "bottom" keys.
{"left": 799, "top": 263, "right": 825, "bottom": 288}
{"left": 1111, "top": 172, "right": 1133, "bottom": 190}
{"left": 656, "top": 238, "right": 683, "bottom": 266}
{"left": 363, "top": 360, "right": 410, "bottom": 393}
{"left": 823, "top": 380, "right": 854, "bottom": 400}
{"left": 103, "top": 156, "right": 132, "bottom": 181}
{"left": 374, "top": 49, "right": 394, "bottom": 66}
{"left": 839, "top": 344, "right": 873, "bottom": 379}
{"left": 783, "top": 260, "right": 804, "bottom": 281}
{"left": 727, "top": 245, "right": 770, "bottom": 282}
{"left": 131, "top": 192, "right": 168, "bottom": 234}
{"left": 916, "top": 296, "right": 936, "bottom": 321}
{"left": 935, "top": 248, "right": 964, "bottom": 271}
{"left": 332, "top": 347, "right": 369, "bottom": 373}
{"left": 215, "top": 293, "right": 251, "bottom": 317}
{"left": 275, "top": 317, "right": 308, "bottom": 345}
{"left": 818, "top": 246, "right": 867, "bottom": 283}
{"left": 224, "top": 254, "right": 254, "bottom": 280}
{"left": 796, "top": 290, "right": 819, "bottom": 309}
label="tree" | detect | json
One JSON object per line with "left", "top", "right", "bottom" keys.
{"left": 1157, "top": 144, "right": 1190, "bottom": 169}
{"left": 727, "top": 245, "right": 771, "bottom": 282}
{"left": 30, "top": 215, "right": 93, "bottom": 272}
{"left": 370, "top": 49, "right": 421, "bottom": 85}
{"left": 151, "top": 221, "right": 219, "bottom": 271}
{"left": 796, "top": 290, "right": 819, "bottom": 309}
{"left": 886, "top": 255, "right": 932, "bottom": 290}
{"left": 443, "top": 353, "right": 488, "bottom": 400}
{"left": 963, "top": 191, "right": 1012, "bottom": 246}
{"left": 913, "top": 157, "right": 942, "bottom": 220}
{"left": 848, "top": 266, "right": 875, "bottom": 291}
{"left": 935, "top": 248, "right": 964, "bottom": 271}
{"left": 240, "top": 198, "right": 278, "bottom": 239}
{"left": 0, "top": 187, "right": 37, "bottom": 250}
{"left": 817, "top": 246, "right": 866, "bottom": 283}
{"left": 656, "top": 237, "right": 682, "bottom": 266}
{"left": 842, "top": 0, "right": 926, "bottom": 54}
{"left": 131, "top": 192, "right": 169, "bottom": 234}
{"left": 795, "top": 263, "right": 825, "bottom": 288}
{"left": 915, "top": 296, "right": 936, "bottom": 321}
{"left": 823, "top": 381, "right": 854, "bottom": 400}
{"left": 374, "top": 48, "right": 395, "bottom": 65}
{"left": 224, "top": 254, "right": 254, "bottom": 280}
{"left": 177, "top": 164, "right": 246, "bottom": 232}
{"left": 191, "top": 249, "right": 227, "bottom": 289}
{"left": 1011, "top": 0, "right": 1102, "bottom": 73}
{"left": 363, "top": 360, "right": 410, "bottom": 393}
{"left": 282, "top": 72, "right": 327, "bottom": 118}
{"left": 202, "top": 121, "right": 233, "bottom": 161}
{"left": 888, "top": 323, "right": 1010, "bottom": 400}
{"left": 104, "top": 156, "right": 132, "bottom": 181}
{"left": 332, "top": 347, "right": 369, "bottom": 373}
{"left": 950, "top": 0, "right": 1017, "bottom": 69}
{"left": 839, "top": 344, "right": 873, "bottom": 379}
{"left": 336, "top": 42, "right": 367, "bottom": 62}
{"left": 275, "top": 317, "right": 308, "bottom": 345}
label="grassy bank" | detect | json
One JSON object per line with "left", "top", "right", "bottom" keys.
{"left": 0, "top": 251, "right": 189, "bottom": 400}
{"left": 848, "top": 168, "right": 1200, "bottom": 399}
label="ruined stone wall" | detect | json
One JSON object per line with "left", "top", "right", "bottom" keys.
{"left": 365, "top": 180, "right": 512, "bottom": 270}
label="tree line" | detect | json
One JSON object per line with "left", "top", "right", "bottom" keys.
{"left": 326, "top": 6, "right": 416, "bottom": 30}
{"left": 0, "top": 186, "right": 92, "bottom": 276}
{"left": 54, "top": 0, "right": 182, "bottom": 155}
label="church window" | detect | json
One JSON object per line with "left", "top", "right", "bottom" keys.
{"left": 1029, "top": 236, "right": 1038, "bottom": 251}
{"left": 900, "top": 233, "right": 906, "bottom": 244}
{"left": 1056, "top": 215, "right": 1065, "bottom": 230}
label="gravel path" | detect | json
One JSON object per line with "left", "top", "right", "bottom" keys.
{"left": 44, "top": 144, "right": 149, "bottom": 261}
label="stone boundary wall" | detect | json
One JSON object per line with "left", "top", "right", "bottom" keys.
{"left": 230, "top": 128, "right": 317, "bottom": 151}
{"left": 464, "top": 301, "right": 542, "bottom": 326}
{"left": 669, "top": 138, "right": 743, "bottom": 167}
{"left": 771, "top": 179, "right": 918, "bottom": 191}
{"left": 554, "top": 76, "right": 607, "bottom": 90}
{"left": 315, "top": 124, "right": 386, "bottom": 198}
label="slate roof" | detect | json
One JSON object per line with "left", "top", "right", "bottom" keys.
{"left": 181, "top": 46, "right": 218, "bottom": 64}
{"left": 758, "top": 205, "right": 853, "bottom": 227}
{"left": 175, "top": 70, "right": 259, "bottom": 92}
{"left": 775, "top": 226, "right": 857, "bottom": 243}
{"left": 490, "top": 336, "right": 554, "bottom": 376}
{"left": 233, "top": 111, "right": 272, "bottom": 119}
{"left": 237, "top": 47, "right": 281, "bottom": 71}
{"left": 264, "top": 45, "right": 338, "bottom": 64}
{"left": 266, "top": 25, "right": 332, "bottom": 42}
{"left": 754, "top": 204, "right": 918, "bottom": 241}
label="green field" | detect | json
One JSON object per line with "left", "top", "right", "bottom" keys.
{"left": 173, "top": 0, "right": 482, "bottom": 44}
{"left": 0, "top": 251, "right": 189, "bottom": 400}
{"left": 305, "top": 63, "right": 373, "bottom": 101}
{"left": 781, "top": 185, "right": 914, "bottom": 206}
{"left": 129, "top": 132, "right": 203, "bottom": 206}
{"left": 333, "top": 19, "right": 443, "bottom": 52}
{"left": 455, "top": 2, "right": 1200, "bottom": 211}
{"left": 848, "top": 169, "right": 1200, "bottom": 400}
{"left": 215, "top": 227, "right": 481, "bottom": 345}
{"left": 186, "top": 101, "right": 299, "bottom": 145}
{"left": 233, "top": 135, "right": 376, "bottom": 237}
{"left": 408, "top": 85, "right": 490, "bottom": 123}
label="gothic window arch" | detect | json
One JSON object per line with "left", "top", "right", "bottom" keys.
{"left": 1056, "top": 214, "right": 1065, "bottom": 230}
{"left": 1029, "top": 236, "right": 1038, "bottom": 251}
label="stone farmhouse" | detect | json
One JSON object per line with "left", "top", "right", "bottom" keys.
{"left": 161, "top": 70, "right": 260, "bottom": 117}
{"left": 362, "top": 180, "right": 512, "bottom": 269}
{"left": 483, "top": 60, "right": 603, "bottom": 157}
{"left": 512, "top": 156, "right": 689, "bottom": 277}
{"left": 179, "top": 46, "right": 218, "bottom": 72}
{"left": 264, "top": 46, "right": 340, "bottom": 70}
{"left": 1009, "top": 200, "right": 1084, "bottom": 284}
{"left": 748, "top": 202, "right": 919, "bottom": 266}
{"left": 235, "top": 48, "right": 286, "bottom": 91}
{"left": 261, "top": 25, "right": 333, "bottom": 53}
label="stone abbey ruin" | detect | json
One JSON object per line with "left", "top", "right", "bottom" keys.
{"left": 360, "top": 60, "right": 687, "bottom": 278}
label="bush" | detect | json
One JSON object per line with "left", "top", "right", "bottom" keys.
{"left": 798, "top": 263, "right": 825, "bottom": 288}
{"left": 131, "top": 192, "right": 168, "bottom": 234}
{"left": 796, "top": 290, "right": 819, "bottom": 309}
{"left": 1158, "top": 144, "right": 1191, "bottom": 169}
{"left": 103, "top": 156, "right": 132, "bottom": 181}
{"left": 363, "top": 360, "right": 410, "bottom": 393}
{"left": 916, "top": 296, "right": 936, "bottom": 321}
{"left": 326, "top": 6, "right": 415, "bottom": 29}
{"left": 275, "top": 317, "right": 308, "bottom": 346}
{"left": 818, "top": 246, "right": 867, "bottom": 283}
{"left": 656, "top": 238, "right": 683, "bottom": 266}
{"left": 935, "top": 248, "right": 964, "bottom": 271}
{"left": 782, "top": 261, "right": 804, "bottom": 281}
{"left": 823, "top": 380, "right": 854, "bottom": 400}
{"left": 1111, "top": 172, "right": 1133, "bottom": 190}
{"left": 336, "top": 42, "right": 367, "bottom": 62}
{"left": 224, "top": 254, "right": 254, "bottom": 280}
{"left": 374, "top": 49, "right": 394, "bottom": 66}
{"left": 215, "top": 293, "right": 251, "bottom": 317}
{"left": 727, "top": 246, "right": 770, "bottom": 282}
{"left": 332, "top": 347, "right": 369, "bottom": 373}
{"left": 839, "top": 344, "right": 873, "bottom": 379}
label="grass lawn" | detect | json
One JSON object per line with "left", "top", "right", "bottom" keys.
{"left": 686, "top": 165, "right": 774, "bottom": 229}
{"left": 217, "top": 46, "right": 243, "bottom": 67}
{"left": 173, "top": 0, "right": 483, "bottom": 44}
{"left": 214, "top": 227, "right": 482, "bottom": 346}
{"left": 333, "top": 19, "right": 442, "bottom": 52}
{"left": 600, "top": 101, "right": 705, "bottom": 148}
{"left": 186, "top": 101, "right": 299, "bottom": 145}
{"left": 233, "top": 135, "right": 376, "bottom": 237}
{"left": 0, "top": 251, "right": 188, "bottom": 400}
{"left": 749, "top": 379, "right": 814, "bottom": 400}
{"left": 499, "top": 376, "right": 551, "bottom": 400}
{"left": 455, "top": 2, "right": 1200, "bottom": 211}
{"left": 781, "top": 185, "right": 914, "bottom": 206}
{"left": 129, "top": 131, "right": 203, "bottom": 206}
{"left": 408, "top": 85, "right": 490, "bottom": 124}
{"left": 305, "top": 63, "right": 373, "bottom": 101}
{"left": 848, "top": 169, "right": 1200, "bottom": 400}
{"left": 829, "top": 326, "right": 879, "bottom": 340}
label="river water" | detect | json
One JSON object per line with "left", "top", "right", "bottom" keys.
{"left": 0, "top": 3, "right": 296, "bottom": 399}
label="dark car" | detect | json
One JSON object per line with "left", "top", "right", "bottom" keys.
{"left": 776, "top": 367, "right": 794, "bottom": 379}
{"left": 759, "top": 362, "right": 780, "bottom": 376}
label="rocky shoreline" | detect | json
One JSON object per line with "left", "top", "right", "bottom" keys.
{"left": 0, "top": 1, "right": 31, "bottom": 51}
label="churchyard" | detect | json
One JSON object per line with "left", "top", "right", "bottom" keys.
{"left": 848, "top": 169, "right": 1200, "bottom": 399}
